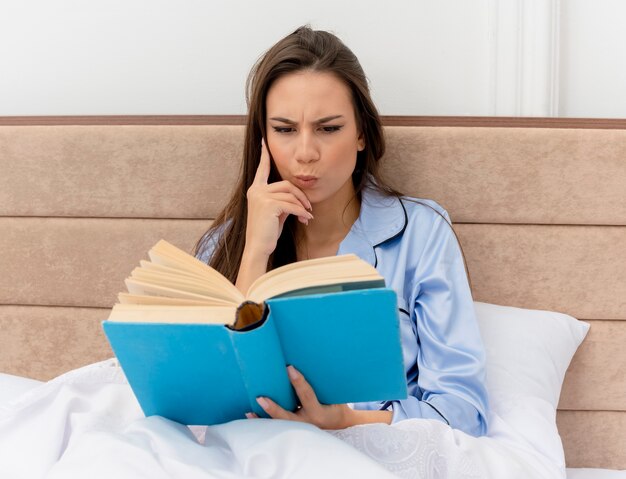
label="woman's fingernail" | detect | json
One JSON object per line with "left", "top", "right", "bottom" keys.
{"left": 257, "top": 397, "right": 269, "bottom": 409}
{"left": 287, "top": 365, "right": 299, "bottom": 380}
{"left": 245, "top": 412, "right": 254, "bottom": 419}
{"left": 307, "top": 213, "right": 314, "bottom": 219}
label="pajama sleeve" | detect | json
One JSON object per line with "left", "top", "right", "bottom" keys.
{"left": 389, "top": 210, "right": 489, "bottom": 437}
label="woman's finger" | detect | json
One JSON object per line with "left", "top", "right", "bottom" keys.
{"left": 270, "top": 200, "right": 314, "bottom": 223}
{"left": 267, "top": 180, "right": 312, "bottom": 211}
{"left": 256, "top": 396, "right": 298, "bottom": 421}
{"left": 266, "top": 193, "right": 314, "bottom": 221}
{"left": 252, "top": 138, "right": 271, "bottom": 186}
{"left": 287, "top": 366, "right": 321, "bottom": 411}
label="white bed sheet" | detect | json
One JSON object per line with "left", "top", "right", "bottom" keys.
{"left": 0, "top": 372, "right": 42, "bottom": 404}
{"left": 566, "top": 469, "right": 626, "bottom": 479}
{"left": 0, "top": 361, "right": 623, "bottom": 479}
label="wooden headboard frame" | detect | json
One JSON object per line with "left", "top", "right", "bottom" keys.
{"left": 1, "top": 115, "right": 624, "bottom": 469}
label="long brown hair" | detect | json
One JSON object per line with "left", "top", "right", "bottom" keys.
{"left": 193, "top": 25, "right": 472, "bottom": 291}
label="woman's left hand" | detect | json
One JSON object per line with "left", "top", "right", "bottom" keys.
{"left": 247, "top": 365, "right": 354, "bottom": 430}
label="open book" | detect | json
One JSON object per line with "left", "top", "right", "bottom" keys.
{"left": 109, "top": 239, "right": 388, "bottom": 329}
{"left": 102, "top": 240, "right": 407, "bottom": 425}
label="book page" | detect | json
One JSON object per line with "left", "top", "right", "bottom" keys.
{"left": 247, "top": 254, "right": 383, "bottom": 302}
{"left": 250, "top": 274, "right": 384, "bottom": 303}
{"left": 148, "top": 240, "right": 244, "bottom": 303}
{"left": 139, "top": 260, "right": 209, "bottom": 282}
{"left": 129, "top": 268, "right": 238, "bottom": 303}
{"left": 125, "top": 278, "right": 237, "bottom": 305}
{"left": 107, "top": 304, "right": 237, "bottom": 324}
{"left": 117, "top": 293, "right": 225, "bottom": 306}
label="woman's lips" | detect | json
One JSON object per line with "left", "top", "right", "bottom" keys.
{"left": 293, "top": 176, "right": 318, "bottom": 188}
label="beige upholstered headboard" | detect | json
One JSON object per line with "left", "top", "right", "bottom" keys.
{"left": 1, "top": 116, "right": 624, "bottom": 469}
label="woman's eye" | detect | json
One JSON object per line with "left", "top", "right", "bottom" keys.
{"left": 272, "top": 127, "right": 294, "bottom": 133}
{"left": 272, "top": 126, "right": 342, "bottom": 134}
{"left": 321, "top": 126, "right": 342, "bottom": 133}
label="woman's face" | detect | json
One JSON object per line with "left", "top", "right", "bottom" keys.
{"left": 265, "top": 70, "right": 365, "bottom": 206}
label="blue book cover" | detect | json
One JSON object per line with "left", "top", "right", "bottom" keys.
{"left": 102, "top": 287, "right": 408, "bottom": 426}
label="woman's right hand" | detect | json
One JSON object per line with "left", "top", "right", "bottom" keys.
{"left": 244, "top": 139, "right": 314, "bottom": 259}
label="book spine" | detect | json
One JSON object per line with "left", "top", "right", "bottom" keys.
{"left": 228, "top": 310, "right": 297, "bottom": 416}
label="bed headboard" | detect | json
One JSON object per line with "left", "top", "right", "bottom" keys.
{"left": 1, "top": 116, "right": 624, "bottom": 469}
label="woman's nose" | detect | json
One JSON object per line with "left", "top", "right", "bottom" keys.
{"left": 294, "top": 130, "right": 319, "bottom": 164}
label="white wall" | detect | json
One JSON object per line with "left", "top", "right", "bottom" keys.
{"left": 0, "top": 0, "right": 624, "bottom": 118}
{"left": 0, "top": 0, "right": 492, "bottom": 116}
{"left": 559, "top": 0, "right": 626, "bottom": 118}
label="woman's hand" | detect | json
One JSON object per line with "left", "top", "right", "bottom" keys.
{"left": 246, "top": 366, "right": 393, "bottom": 430}
{"left": 244, "top": 139, "right": 314, "bottom": 259}
{"left": 249, "top": 365, "right": 352, "bottom": 429}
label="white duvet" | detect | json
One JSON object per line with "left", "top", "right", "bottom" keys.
{"left": 0, "top": 359, "right": 566, "bottom": 479}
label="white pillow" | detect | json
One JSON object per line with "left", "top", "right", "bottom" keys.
{"left": 474, "top": 301, "right": 590, "bottom": 469}
{"left": 474, "top": 301, "right": 589, "bottom": 410}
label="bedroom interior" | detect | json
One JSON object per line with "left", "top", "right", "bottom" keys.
{"left": 0, "top": 114, "right": 624, "bottom": 476}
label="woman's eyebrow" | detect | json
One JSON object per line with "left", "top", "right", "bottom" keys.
{"left": 269, "top": 115, "right": 344, "bottom": 125}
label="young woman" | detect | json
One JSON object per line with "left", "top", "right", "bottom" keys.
{"left": 194, "top": 26, "right": 489, "bottom": 437}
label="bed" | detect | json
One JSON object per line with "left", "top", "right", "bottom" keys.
{"left": 0, "top": 115, "right": 624, "bottom": 478}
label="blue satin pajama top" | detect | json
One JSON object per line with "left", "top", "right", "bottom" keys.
{"left": 197, "top": 183, "right": 489, "bottom": 437}
{"left": 337, "top": 185, "right": 489, "bottom": 437}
